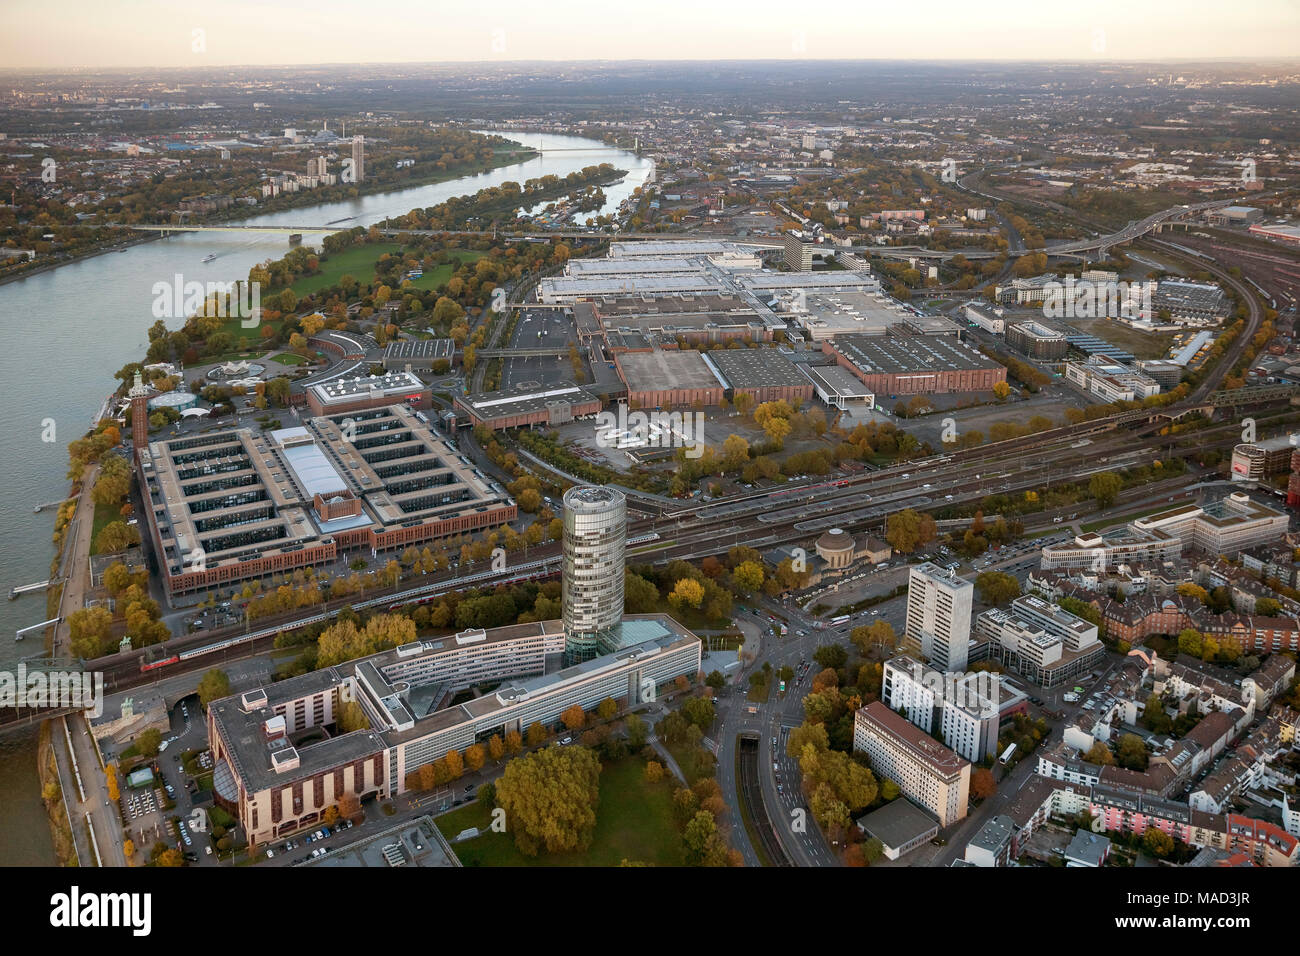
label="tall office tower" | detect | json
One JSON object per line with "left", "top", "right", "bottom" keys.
{"left": 350, "top": 135, "right": 365, "bottom": 183}
{"left": 129, "top": 371, "right": 150, "bottom": 458}
{"left": 562, "top": 486, "right": 626, "bottom": 662}
{"left": 904, "top": 562, "right": 973, "bottom": 671}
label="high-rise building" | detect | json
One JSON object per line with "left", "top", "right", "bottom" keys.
{"left": 129, "top": 371, "right": 149, "bottom": 458}
{"left": 853, "top": 701, "right": 971, "bottom": 826}
{"left": 883, "top": 655, "right": 1001, "bottom": 762}
{"left": 562, "top": 486, "right": 626, "bottom": 661}
{"left": 350, "top": 135, "right": 365, "bottom": 183}
{"left": 904, "top": 562, "right": 973, "bottom": 671}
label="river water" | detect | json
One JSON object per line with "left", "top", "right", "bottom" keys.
{"left": 0, "top": 132, "right": 651, "bottom": 865}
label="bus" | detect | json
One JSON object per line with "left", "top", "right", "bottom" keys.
{"left": 999, "top": 743, "right": 1017, "bottom": 766}
{"left": 829, "top": 615, "right": 851, "bottom": 627}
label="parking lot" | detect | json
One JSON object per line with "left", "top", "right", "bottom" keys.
{"left": 502, "top": 310, "right": 582, "bottom": 389}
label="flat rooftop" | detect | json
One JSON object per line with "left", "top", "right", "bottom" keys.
{"left": 858, "top": 798, "right": 940, "bottom": 850}
{"left": 139, "top": 403, "right": 511, "bottom": 576}
{"left": 800, "top": 363, "right": 875, "bottom": 398}
{"left": 456, "top": 382, "right": 599, "bottom": 420}
{"left": 593, "top": 292, "right": 750, "bottom": 316}
{"left": 309, "top": 370, "right": 426, "bottom": 404}
{"left": 829, "top": 333, "right": 1000, "bottom": 375}
{"left": 302, "top": 816, "right": 459, "bottom": 868}
{"left": 708, "top": 347, "right": 810, "bottom": 389}
{"left": 609, "top": 240, "right": 758, "bottom": 258}
{"left": 566, "top": 257, "right": 708, "bottom": 276}
{"left": 859, "top": 701, "right": 971, "bottom": 778}
{"left": 617, "top": 349, "right": 728, "bottom": 392}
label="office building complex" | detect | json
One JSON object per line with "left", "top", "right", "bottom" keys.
{"left": 903, "top": 562, "right": 973, "bottom": 670}
{"left": 209, "top": 613, "right": 701, "bottom": 849}
{"left": 972, "top": 595, "right": 1105, "bottom": 688}
{"left": 1041, "top": 493, "right": 1289, "bottom": 571}
{"left": 1232, "top": 433, "right": 1298, "bottom": 482}
{"left": 853, "top": 701, "right": 971, "bottom": 826}
{"left": 562, "top": 486, "right": 627, "bottom": 661}
{"left": 1064, "top": 358, "right": 1161, "bottom": 402}
{"left": 137, "top": 404, "right": 514, "bottom": 598}
{"left": 1006, "top": 321, "right": 1068, "bottom": 360}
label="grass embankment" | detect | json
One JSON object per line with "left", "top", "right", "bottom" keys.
{"left": 435, "top": 757, "right": 683, "bottom": 866}
{"left": 37, "top": 722, "right": 79, "bottom": 867}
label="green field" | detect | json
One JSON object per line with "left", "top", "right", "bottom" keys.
{"left": 268, "top": 351, "right": 310, "bottom": 366}
{"left": 89, "top": 499, "right": 124, "bottom": 555}
{"left": 404, "top": 252, "right": 484, "bottom": 293}
{"left": 286, "top": 246, "right": 484, "bottom": 298}
{"left": 289, "top": 243, "right": 404, "bottom": 296}
{"left": 435, "top": 757, "right": 683, "bottom": 866}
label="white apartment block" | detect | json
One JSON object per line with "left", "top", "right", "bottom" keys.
{"left": 905, "top": 562, "right": 973, "bottom": 671}
{"left": 854, "top": 702, "right": 970, "bottom": 826}
{"left": 883, "top": 656, "right": 1000, "bottom": 762}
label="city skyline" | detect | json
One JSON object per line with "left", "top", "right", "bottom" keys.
{"left": 4, "top": 0, "right": 1300, "bottom": 68}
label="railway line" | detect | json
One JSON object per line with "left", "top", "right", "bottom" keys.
{"left": 736, "top": 735, "right": 793, "bottom": 867}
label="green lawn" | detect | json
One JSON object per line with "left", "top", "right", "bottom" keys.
{"left": 89, "top": 499, "right": 123, "bottom": 555}
{"left": 437, "top": 756, "right": 684, "bottom": 866}
{"left": 283, "top": 246, "right": 484, "bottom": 298}
{"left": 289, "top": 243, "right": 403, "bottom": 296}
{"left": 404, "top": 252, "right": 484, "bottom": 293}
{"left": 269, "top": 351, "right": 310, "bottom": 366}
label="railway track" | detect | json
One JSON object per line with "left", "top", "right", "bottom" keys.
{"left": 736, "top": 735, "right": 793, "bottom": 867}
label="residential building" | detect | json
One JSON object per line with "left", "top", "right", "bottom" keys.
{"left": 853, "top": 701, "right": 971, "bottom": 827}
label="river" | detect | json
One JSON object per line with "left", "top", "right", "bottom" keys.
{"left": 0, "top": 132, "right": 651, "bottom": 865}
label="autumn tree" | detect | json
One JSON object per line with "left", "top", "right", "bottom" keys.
{"left": 465, "top": 743, "right": 486, "bottom": 772}
{"left": 561, "top": 704, "right": 587, "bottom": 731}
{"left": 970, "top": 768, "right": 996, "bottom": 801}
{"left": 850, "top": 620, "right": 897, "bottom": 655}
{"left": 196, "top": 668, "right": 232, "bottom": 709}
{"left": 975, "top": 571, "right": 1021, "bottom": 606}
{"left": 1089, "top": 471, "right": 1123, "bottom": 509}
{"left": 1084, "top": 741, "right": 1115, "bottom": 766}
{"left": 494, "top": 745, "right": 602, "bottom": 856}
{"left": 668, "top": 577, "right": 706, "bottom": 612}
{"left": 885, "top": 508, "right": 937, "bottom": 554}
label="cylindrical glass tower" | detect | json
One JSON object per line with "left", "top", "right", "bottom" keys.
{"left": 562, "top": 486, "right": 627, "bottom": 661}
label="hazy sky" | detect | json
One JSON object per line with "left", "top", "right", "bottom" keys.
{"left": 4, "top": 0, "right": 1299, "bottom": 69}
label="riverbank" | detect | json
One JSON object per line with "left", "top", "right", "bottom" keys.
{"left": 37, "top": 721, "right": 78, "bottom": 867}
{"left": 201, "top": 147, "right": 540, "bottom": 226}
{"left": 0, "top": 233, "right": 160, "bottom": 288}
{"left": 0, "top": 148, "right": 539, "bottom": 289}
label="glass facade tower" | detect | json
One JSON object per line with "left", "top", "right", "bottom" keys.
{"left": 561, "top": 486, "right": 627, "bottom": 662}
